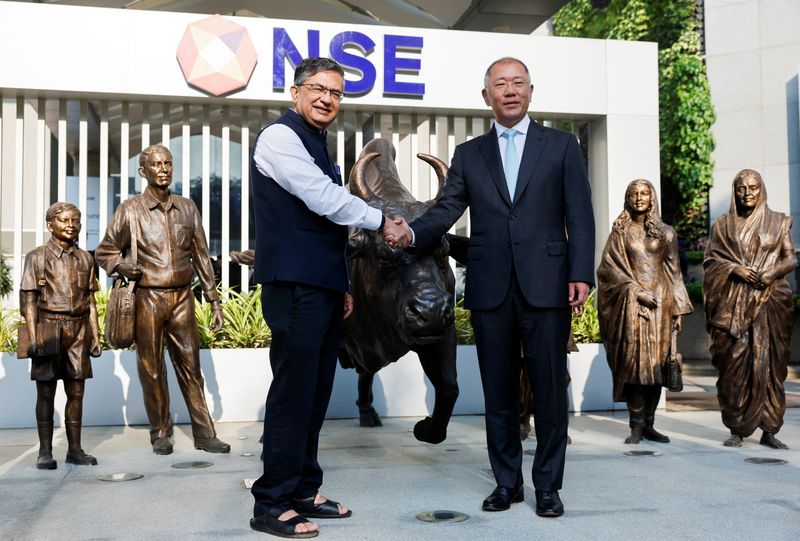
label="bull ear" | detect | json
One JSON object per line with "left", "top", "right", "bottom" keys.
{"left": 347, "top": 229, "right": 368, "bottom": 259}
{"left": 445, "top": 233, "right": 469, "bottom": 265}
{"left": 417, "top": 152, "right": 448, "bottom": 203}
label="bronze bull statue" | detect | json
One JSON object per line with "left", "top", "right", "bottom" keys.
{"left": 231, "top": 138, "right": 460, "bottom": 444}
{"left": 342, "top": 138, "right": 459, "bottom": 444}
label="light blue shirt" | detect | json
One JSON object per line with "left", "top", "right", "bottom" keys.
{"left": 253, "top": 116, "right": 383, "bottom": 230}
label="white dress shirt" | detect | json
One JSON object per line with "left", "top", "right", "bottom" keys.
{"left": 253, "top": 117, "right": 383, "bottom": 230}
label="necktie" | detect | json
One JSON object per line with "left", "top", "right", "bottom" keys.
{"left": 501, "top": 128, "right": 520, "bottom": 199}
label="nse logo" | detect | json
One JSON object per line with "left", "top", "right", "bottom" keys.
{"left": 177, "top": 15, "right": 425, "bottom": 98}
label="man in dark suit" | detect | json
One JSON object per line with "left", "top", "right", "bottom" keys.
{"left": 388, "top": 57, "right": 595, "bottom": 518}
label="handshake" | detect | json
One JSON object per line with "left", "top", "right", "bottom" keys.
{"left": 382, "top": 215, "right": 413, "bottom": 249}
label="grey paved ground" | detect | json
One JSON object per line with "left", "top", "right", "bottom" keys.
{"left": 1, "top": 395, "right": 798, "bottom": 540}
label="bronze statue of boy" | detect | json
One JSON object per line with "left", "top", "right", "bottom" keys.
{"left": 20, "top": 202, "right": 101, "bottom": 469}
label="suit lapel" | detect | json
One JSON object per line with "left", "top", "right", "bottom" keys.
{"left": 512, "top": 120, "right": 546, "bottom": 207}
{"left": 478, "top": 129, "right": 512, "bottom": 207}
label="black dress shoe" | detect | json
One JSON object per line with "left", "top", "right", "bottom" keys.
{"left": 482, "top": 485, "right": 524, "bottom": 512}
{"left": 535, "top": 490, "right": 564, "bottom": 517}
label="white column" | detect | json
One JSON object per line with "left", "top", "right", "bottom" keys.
{"left": 99, "top": 101, "right": 109, "bottom": 285}
{"left": 240, "top": 106, "right": 250, "bottom": 292}
{"left": 120, "top": 102, "right": 129, "bottom": 202}
{"left": 221, "top": 107, "right": 230, "bottom": 292}
{"left": 181, "top": 104, "right": 190, "bottom": 198}
{"left": 13, "top": 97, "right": 23, "bottom": 302}
{"left": 78, "top": 100, "right": 88, "bottom": 248}
{"left": 201, "top": 105, "right": 210, "bottom": 242}
{"left": 161, "top": 102, "right": 170, "bottom": 148}
{"left": 57, "top": 99, "right": 67, "bottom": 202}
{"left": 35, "top": 98, "right": 46, "bottom": 247}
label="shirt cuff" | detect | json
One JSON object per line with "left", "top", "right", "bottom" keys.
{"left": 365, "top": 206, "right": 383, "bottom": 231}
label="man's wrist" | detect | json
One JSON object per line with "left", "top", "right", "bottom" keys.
{"left": 379, "top": 214, "right": 386, "bottom": 231}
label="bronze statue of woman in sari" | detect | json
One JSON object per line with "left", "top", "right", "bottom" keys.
{"left": 598, "top": 179, "right": 693, "bottom": 444}
{"left": 704, "top": 169, "right": 797, "bottom": 449}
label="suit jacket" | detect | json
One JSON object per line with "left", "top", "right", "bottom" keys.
{"left": 411, "top": 119, "right": 595, "bottom": 311}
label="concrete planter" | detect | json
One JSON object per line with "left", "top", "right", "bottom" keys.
{"left": 0, "top": 343, "right": 634, "bottom": 429}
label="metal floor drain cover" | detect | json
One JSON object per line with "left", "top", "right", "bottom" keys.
{"left": 745, "top": 457, "right": 787, "bottom": 465}
{"left": 171, "top": 461, "right": 213, "bottom": 469}
{"left": 624, "top": 450, "right": 662, "bottom": 457}
{"left": 97, "top": 473, "right": 144, "bottom": 482}
{"left": 416, "top": 510, "right": 469, "bottom": 523}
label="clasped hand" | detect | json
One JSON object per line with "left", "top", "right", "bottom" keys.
{"left": 382, "top": 216, "right": 413, "bottom": 249}
{"left": 733, "top": 265, "right": 773, "bottom": 290}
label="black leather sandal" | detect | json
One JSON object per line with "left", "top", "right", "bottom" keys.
{"left": 293, "top": 495, "right": 352, "bottom": 519}
{"left": 249, "top": 513, "right": 319, "bottom": 538}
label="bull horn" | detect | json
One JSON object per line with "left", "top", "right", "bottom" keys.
{"left": 417, "top": 152, "right": 448, "bottom": 201}
{"left": 349, "top": 151, "right": 380, "bottom": 202}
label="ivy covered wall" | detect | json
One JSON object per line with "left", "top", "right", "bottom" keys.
{"left": 553, "top": 0, "right": 716, "bottom": 240}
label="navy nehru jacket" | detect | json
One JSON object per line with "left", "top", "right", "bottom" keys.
{"left": 251, "top": 109, "right": 351, "bottom": 292}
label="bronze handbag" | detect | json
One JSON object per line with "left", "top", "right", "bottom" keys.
{"left": 105, "top": 206, "right": 138, "bottom": 349}
{"left": 666, "top": 327, "right": 683, "bottom": 392}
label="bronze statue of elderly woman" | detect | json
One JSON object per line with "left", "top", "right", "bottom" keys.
{"left": 597, "top": 179, "right": 693, "bottom": 444}
{"left": 703, "top": 169, "right": 797, "bottom": 449}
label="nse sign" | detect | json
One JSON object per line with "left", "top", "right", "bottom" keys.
{"left": 177, "top": 15, "right": 424, "bottom": 98}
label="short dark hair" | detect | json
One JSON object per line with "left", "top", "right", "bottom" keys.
{"left": 294, "top": 57, "right": 345, "bottom": 86}
{"left": 139, "top": 144, "right": 172, "bottom": 168}
{"left": 46, "top": 202, "right": 80, "bottom": 223}
{"left": 484, "top": 57, "right": 531, "bottom": 88}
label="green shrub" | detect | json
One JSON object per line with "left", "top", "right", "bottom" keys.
{"left": 685, "top": 250, "right": 704, "bottom": 265}
{"left": 454, "top": 298, "right": 475, "bottom": 345}
{"left": 571, "top": 289, "right": 601, "bottom": 343}
{"left": 0, "top": 256, "right": 12, "bottom": 297}
{"left": 685, "top": 280, "right": 703, "bottom": 304}
{"left": 215, "top": 287, "right": 272, "bottom": 348}
{"left": 194, "top": 286, "right": 271, "bottom": 348}
{"left": 0, "top": 307, "right": 21, "bottom": 352}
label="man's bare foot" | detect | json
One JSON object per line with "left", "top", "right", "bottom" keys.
{"left": 293, "top": 493, "right": 352, "bottom": 518}
{"left": 723, "top": 434, "right": 743, "bottom": 447}
{"left": 278, "top": 510, "right": 319, "bottom": 535}
{"left": 314, "top": 494, "right": 349, "bottom": 516}
{"left": 760, "top": 431, "right": 789, "bottom": 449}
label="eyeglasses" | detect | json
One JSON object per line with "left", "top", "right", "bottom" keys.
{"left": 298, "top": 83, "right": 344, "bottom": 101}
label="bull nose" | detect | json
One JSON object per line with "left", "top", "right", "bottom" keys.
{"left": 404, "top": 293, "right": 454, "bottom": 328}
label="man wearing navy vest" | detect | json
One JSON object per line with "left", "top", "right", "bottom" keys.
{"left": 249, "top": 57, "right": 398, "bottom": 538}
